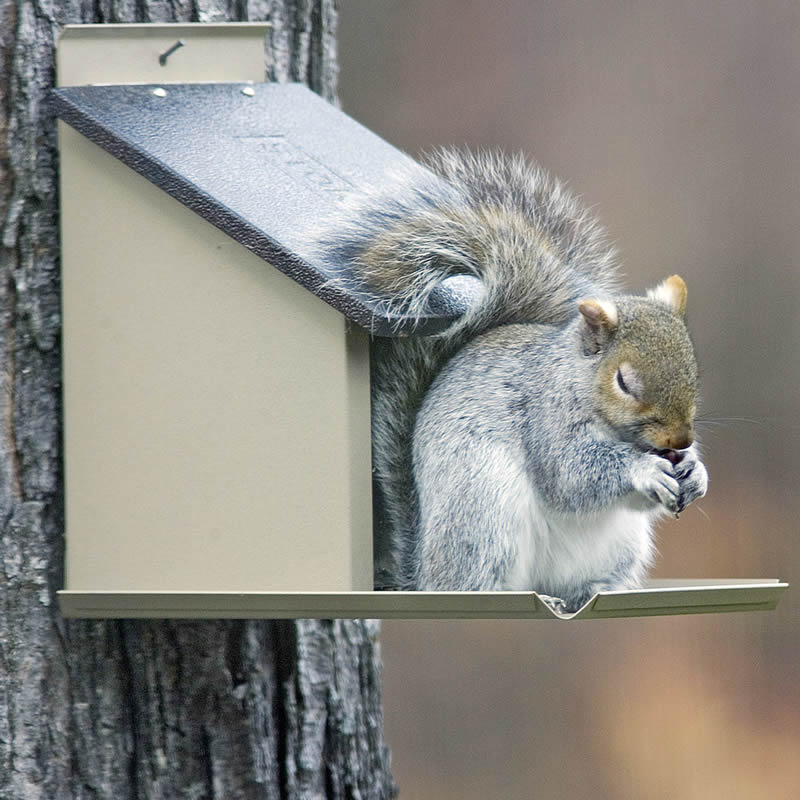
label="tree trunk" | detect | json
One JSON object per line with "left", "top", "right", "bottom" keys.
{"left": 0, "top": 2, "right": 394, "bottom": 798}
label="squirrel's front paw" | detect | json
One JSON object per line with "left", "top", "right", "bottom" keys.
{"left": 631, "top": 454, "right": 680, "bottom": 514}
{"left": 674, "top": 448, "right": 708, "bottom": 512}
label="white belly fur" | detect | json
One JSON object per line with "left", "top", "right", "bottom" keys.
{"left": 505, "top": 486, "right": 659, "bottom": 594}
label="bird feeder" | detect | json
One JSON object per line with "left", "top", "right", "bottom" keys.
{"left": 54, "top": 24, "right": 787, "bottom": 619}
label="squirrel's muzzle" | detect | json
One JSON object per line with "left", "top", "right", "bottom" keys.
{"left": 668, "top": 427, "right": 694, "bottom": 451}
{"left": 649, "top": 424, "right": 694, "bottom": 453}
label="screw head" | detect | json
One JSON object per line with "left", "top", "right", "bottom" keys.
{"left": 152, "top": 87, "right": 168, "bottom": 98}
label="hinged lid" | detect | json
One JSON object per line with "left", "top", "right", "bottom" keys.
{"left": 51, "top": 81, "right": 474, "bottom": 335}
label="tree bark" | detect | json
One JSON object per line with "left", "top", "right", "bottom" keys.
{"left": 0, "top": 2, "right": 394, "bottom": 798}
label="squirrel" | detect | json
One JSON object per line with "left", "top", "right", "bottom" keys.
{"left": 314, "top": 149, "right": 708, "bottom": 612}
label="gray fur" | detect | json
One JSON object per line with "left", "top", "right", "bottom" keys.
{"left": 313, "top": 149, "right": 707, "bottom": 610}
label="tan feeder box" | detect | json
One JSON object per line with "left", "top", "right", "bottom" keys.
{"left": 54, "top": 24, "right": 787, "bottom": 620}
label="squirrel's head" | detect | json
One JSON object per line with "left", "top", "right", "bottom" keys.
{"left": 579, "top": 275, "right": 698, "bottom": 452}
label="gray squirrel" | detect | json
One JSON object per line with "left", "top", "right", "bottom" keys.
{"left": 317, "top": 149, "right": 708, "bottom": 612}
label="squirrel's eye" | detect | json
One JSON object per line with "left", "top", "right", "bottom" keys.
{"left": 615, "top": 363, "right": 643, "bottom": 400}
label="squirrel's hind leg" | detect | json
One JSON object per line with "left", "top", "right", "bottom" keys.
{"left": 412, "top": 444, "right": 531, "bottom": 591}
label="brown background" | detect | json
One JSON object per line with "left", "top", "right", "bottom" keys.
{"left": 338, "top": 2, "right": 800, "bottom": 798}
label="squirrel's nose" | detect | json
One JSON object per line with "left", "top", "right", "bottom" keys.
{"left": 669, "top": 425, "right": 694, "bottom": 451}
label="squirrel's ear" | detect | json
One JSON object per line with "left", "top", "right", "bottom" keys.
{"left": 578, "top": 299, "right": 618, "bottom": 353}
{"left": 647, "top": 274, "right": 687, "bottom": 316}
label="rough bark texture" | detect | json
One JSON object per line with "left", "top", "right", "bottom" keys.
{"left": 0, "top": 2, "right": 394, "bottom": 798}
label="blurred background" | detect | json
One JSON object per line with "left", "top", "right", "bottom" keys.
{"left": 338, "top": 2, "right": 800, "bottom": 798}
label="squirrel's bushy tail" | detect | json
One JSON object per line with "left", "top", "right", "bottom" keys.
{"left": 320, "top": 148, "right": 619, "bottom": 343}
{"left": 315, "top": 149, "right": 620, "bottom": 587}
